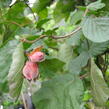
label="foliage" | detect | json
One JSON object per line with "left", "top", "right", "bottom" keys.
{"left": 90, "top": 59, "right": 109, "bottom": 106}
{"left": 32, "top": 73, "right": 84, "bottom": 109}
{"left": 8, "top": 43, "right": 25, "bottom": 100}
{"left": 0, "top": 0, "right": 109, "bottom": 109}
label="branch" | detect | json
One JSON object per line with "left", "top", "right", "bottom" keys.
{"left": 80, "top": 73, "right": 88, "bottom": 79}
{"left": 5, "top": 20, "right": 22, "bottom": 27}
{"left": 83, "top": 8, "right": 89, "bottom": 17}
{"left": 20, "top": 27, "right": 81, "bottom": 43}
{"left": 20, "top": 8, "right": 89, "bottom": 43}
{"left": 21, "top": 92, "right": 28, "bottom": 109}
{"left": 20, "top": 35, "right": 46, "bottom": 43}
{"left": 52, "top": 26, "right": 81, "bottom": 39}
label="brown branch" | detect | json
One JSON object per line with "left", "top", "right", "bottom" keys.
{"left": 80, "top": 73, "right": 88, "bottom": 79}
{"left": 20, "top": 27, "right": 81, "bottom": 43}
{"left": 20, "top": 8, "right": 89, "bottom": 43}
{"left": 52, "top": 26, "right": 81, "bottom": 39}
{"left": 20, "top": 35, "right": 46, "bottom": 43}
{"left": 5, "top": 20, "right": 22, "bottom": 27}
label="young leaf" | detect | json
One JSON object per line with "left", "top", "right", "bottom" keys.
{"left": 32, "top": 73, "right": 85, "bottom": 109}
{"left": 82, "top": 17, "right": 109, "bottom": 42}
{"left": 90, "top": 59, "right": 109, "bottom": 106}
{"left": 87, "top": 0, "right": 105, "bottom": 11}
{"left": 8, "top": 43, "right": 25, "bottom": 100}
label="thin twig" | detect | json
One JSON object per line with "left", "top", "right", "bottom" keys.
{"left": 83, "top": 8, "right": 89, "bottom": 17}
{"left": 5, "top": 20, "right": 22, "bottom": 27}
{"left": 24, "top": 0, "right": 36, "bottom": 21}
{"left": 20, "top": 35, "right": 46, "bottom": 43}
{"left": 21, "top": 92, "right": 28, "bottom": 109}
{"left": 20, "top": 8, "right": 89, "bottom": 43}
{"left": 52, "top": 26, "right": 81, "bottom": 39}
{"left": 80, "top": 73, "right": 88, "bottom": 79}
{"left": 20, "top": 27, "right": 81, "bottom": 43}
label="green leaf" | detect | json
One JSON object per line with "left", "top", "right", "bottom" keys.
{"left": 32, "top": 73, "right": 85, "bottom": 109}
{"left": 69, "top": 52, "right": 89, "bottom": 74}
{"left": 36, "top": 18, "right": 50, "bottom": 29}
{"left": 82, "top": 17, "right": 109, "bottom": 42}
{"left": 66, "top": 30, "right": 83, "bottom": 46}
{"left": 8, "top": 43, "right": 25, "bottom": 100}
{"left": 69, "top": 10, "right": 84, "bottom": 25}
{"left": 33, "top": 0, "right": 51, "bottom": 13}
{"left": 88, "top": 41, "right": 109, "bottom": 56}
{"left": 6, "top": 2, "right": 31, "bottom": 26}
{"left": 0, "top": 24, "right": 5, "bottom": 46}
{"left": 16, "top": 27, "right": 40, "bottom": 38}
{"left": 39, "top": 58, "right": 65, "bottom": 78}
{"left": 87, "top": 0, "right": 105, "bottom": 11}
{"left": 58, "top": 43, "right": 73, "bottom": 71}
{"left": 0, "top": 40, "right": 18, "bottom": 81}
{"left": 102, "top": 0, "right": 109, "bottom": 12}
{"left": 0, "top": 0, "right": 11, "bottom": 8}
{"left": 90, "top": 59, "right": 109, "bottom": 106}
{"left": 0, "top": 81, "right": 9, "bottom": 93}
{"left": 53, "top": 0, "right": 75, "bottom": 22}
{"left": 68, "top": 39, "right": 109, "bottom": 75}
{"left": 27, "top": 40, "right": 44, "bottom": 52}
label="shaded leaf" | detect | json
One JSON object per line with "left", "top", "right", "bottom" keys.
{"left": 69, "top": 52, "right": 89, "bottom": 74}
{"left": 68, "top": 39, "right": 109, "bottom": 75}
{"left": 90, "top": 59, "right": 109, "bottom": 106}
{"left": 8, "top": 43, "right": 25, "bottom": 99}
{"left": 82, "top": 17, "right": 109, "bottom": 42}
{"left": 32, "top": 73, "right": 85, "bottom": 109}
{"left": 88, "top": 41, "right": 109, "bottom": 56}
{"left": 39, "top": 58, "right": 65, "bottom": 78}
